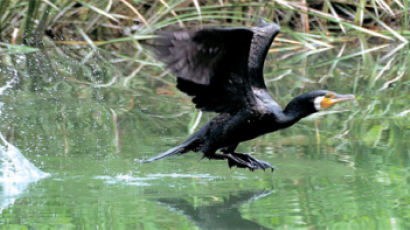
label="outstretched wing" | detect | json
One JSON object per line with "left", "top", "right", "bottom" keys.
{"left": 248, "top": 21, "right": 282, "bottom": 108}
{"left": 149, "top": 28, "right": 255, "bottom": 113}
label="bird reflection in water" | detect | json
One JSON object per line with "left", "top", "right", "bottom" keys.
{"left": 156, "top": 189, "right": 274, "bottom": 230}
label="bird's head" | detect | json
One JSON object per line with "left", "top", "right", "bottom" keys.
{"left": 310, "top": 90, "right": 355, "bottom": 111}
{"left": 284, "top": 90, "right": 355, "bottom": 119}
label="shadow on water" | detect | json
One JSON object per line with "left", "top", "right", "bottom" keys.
{"left": 156, "top": 189, "right": 274, "bottom": 230}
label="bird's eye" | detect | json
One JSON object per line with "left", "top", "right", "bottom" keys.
{"left": 325, "top": 93, "right": 333, "bottom": 98}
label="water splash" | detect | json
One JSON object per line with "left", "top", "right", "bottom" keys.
{"left": 94, "top": 172, "right": 221, "bottom": 187}
{"left": 0, "top": 77, "right": 50, "bottom": 213}
{"left": 0, "top": 135, "right": 50, "bottom": 212}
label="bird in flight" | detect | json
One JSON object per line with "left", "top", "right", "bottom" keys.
{"left": 143, "top": 21, "right": 354, "bottom": 171}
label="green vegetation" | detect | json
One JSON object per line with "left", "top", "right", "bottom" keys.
{"left": 0, "top": 0, "right": 409, "bottom": 44}
{"left": 0, "top": 0, "right": 409, "bottom": 57}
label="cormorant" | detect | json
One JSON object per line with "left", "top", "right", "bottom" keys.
{"left": 143, "top": 21, "right": 354, "bottom": 171}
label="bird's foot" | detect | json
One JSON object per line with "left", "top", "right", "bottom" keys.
{"left": 227, "top": 152, "right": 274, "bottom": 172}
{"left": 206, "top": 153, "right": 274, "bottom": 172}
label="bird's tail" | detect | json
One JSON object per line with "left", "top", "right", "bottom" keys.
{"left": 142, "top": 138, "right": 197, "bottom": 163}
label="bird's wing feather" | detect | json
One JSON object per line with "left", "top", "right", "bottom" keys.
{"left": 150, "top": 28, "right": 255, "bottom": 113}
{"left": 248, "top": 22, "right": 282, "bottom": 109}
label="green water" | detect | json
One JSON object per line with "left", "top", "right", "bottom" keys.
{"left": 0, "top": 43, "right": 409, "bottom": 229}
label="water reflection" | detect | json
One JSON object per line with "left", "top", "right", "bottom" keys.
{"left": 157, "top": 189, "right": 274, "bottom": 230}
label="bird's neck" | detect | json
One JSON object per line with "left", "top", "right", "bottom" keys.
{"left": 282, "top": 96, "right": 316, "bottom": 125}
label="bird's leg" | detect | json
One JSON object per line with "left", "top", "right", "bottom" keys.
{"left": 226, "top": 152, "right": 274, "bottom": 171}
{"left": 221, "top": 143, "right": 238, "bottom": 154}
{"left": 221, "top": 143, "right": 274, "bottom": 171}
{"left": 204, "top": 144, "right": 273, "bottom": 171}
{"left": 204, "top": 152, "right": 257, "bottom": 169}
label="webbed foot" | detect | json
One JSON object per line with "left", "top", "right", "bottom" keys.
{"left": 206, "top": 153, "right": 274, "bottom": 172}
{"left": 227, "top": 152, "right": 274, "bottom": 172}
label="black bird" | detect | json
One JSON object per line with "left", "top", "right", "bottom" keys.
{"left": 143, "top": 21, "right": 354, "bottom": 171}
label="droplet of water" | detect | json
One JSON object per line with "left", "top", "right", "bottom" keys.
{"left": 0, "top": 77, "right": 50, "bottom": 213}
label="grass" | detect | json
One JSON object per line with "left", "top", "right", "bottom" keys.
{"left": 0, "top": 1, "right": 408, "bottom": 44}
{"left": 1, "top": 1, "right": 407, "bottom": 87}
{"left": 0, "top": 1, "right": 407, "bottom": 69}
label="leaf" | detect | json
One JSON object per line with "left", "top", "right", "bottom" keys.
{"left": 0, "top": 42, "right": 39, "bottom": 54}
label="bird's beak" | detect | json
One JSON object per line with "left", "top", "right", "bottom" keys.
{"left": 331, "top": 94, "right": 355, "bottom": 105}
{"left": 321, "top": 93, "right": 355, "bottom": 109}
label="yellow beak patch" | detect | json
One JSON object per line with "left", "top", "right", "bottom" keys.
{"left": 320, "top": 93, "right": 355, "bottom": 109}
{"left": 320, "top": 97, "right": 334, "bottom": 109}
